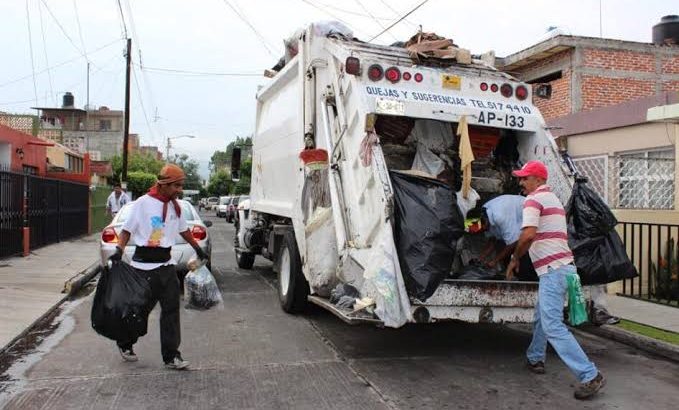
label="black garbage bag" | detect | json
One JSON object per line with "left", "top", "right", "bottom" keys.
{"left": 91, "top": 261, "right": 152, "bottom": 342}
{"left": 391, "top": 171, "right": 465, "bottom": 300}
{"left": 566, "top": 181, "right": 617, "bottom": 238}
{"left": 569, "top": 230, "right": 638, "bottom": 285}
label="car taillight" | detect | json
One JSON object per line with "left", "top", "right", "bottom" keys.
{"left": 191, "top": 225, "right": 207, "bottom": 241}
{"left": 345, "top": 57, "right": 360, "bottom": 75}
{"left": 414, "top": 72, "right": 423, "bottom": 82}
{"left": 500, "top": 83, "right": 513, "bottom": 98}
{"left": 480, "top": 82, "right": 488, "bottom": 91}
{"left": 515, "top": 85, "right": 529, "bottom": 100}
{"left": 368, "top": 64, "right": 383, "bottom": 81}
{"left": 402, "top": 71, "right": 412, "bottom": 81}
{"left": 385, "top": 67, "right": 400, "bottom": 83}
{"left": 490, "top": 83, "right": 499, "bottom": 92}
{"left": 102, "top": 227, "right": 118, "bottom": 243}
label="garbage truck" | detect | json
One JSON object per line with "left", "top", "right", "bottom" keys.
{"left": 232, "top": 23, "right": 580, "bottom": 328}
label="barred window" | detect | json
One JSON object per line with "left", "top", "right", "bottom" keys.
{"left": 617, "top": 149, "right": 674, "bottom": 210}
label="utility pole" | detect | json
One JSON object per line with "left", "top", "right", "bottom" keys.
{"left": 86, "top": 62, "right": 90, "bottom": 152}
{"left": 122, "top": 38, "right": 132, "bottom": 183}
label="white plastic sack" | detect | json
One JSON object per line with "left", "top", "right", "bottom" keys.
{"left": 305, "top": 207, "right": 339, "bottom": 297}
{"left": 456, "top": 188, "right": 480, "bottom": 218}
{"left": 405, "top": 119, "right": 452, "bottom": 153}
{"left": 411, "top": 143, "right": 445, "bottom": 177}
{"left": 360, "top": 225, "right": 413, "bottom": 328}
{"left": 184, "top": 264, "right": 223, "bottom": 310}
{"left": 312, "top": 20, "right": 353, "bottom": 39}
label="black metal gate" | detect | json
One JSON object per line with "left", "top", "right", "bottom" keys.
{"left": 0, "top": 169, "right": 89, "bottom": 258}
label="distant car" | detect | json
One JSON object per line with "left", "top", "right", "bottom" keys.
{"left": 100, "top": 199, "right": 213, "bottom": 274}
{"left": 206, "top": 196, "right": 219, "bottom": 210}
{"left": 216, "top": 196, "right": 231, "bottom": 217}
{"left": 226, "top": 195, "right": 249, "bottom": 223}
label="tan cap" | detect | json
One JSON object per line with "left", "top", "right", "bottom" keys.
{"left": 158, "top": 163, "right": 185, "bottom": 185}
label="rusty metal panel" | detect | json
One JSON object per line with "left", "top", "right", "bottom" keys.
{"left": 425, "top": 306, "right": 535, "bottom": 324}
{"left": 416, "top": 280, "right": 538, "bottom": 308}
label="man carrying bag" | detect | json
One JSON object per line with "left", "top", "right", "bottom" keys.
{"left": 108, "top": 164, "right": 208, "bottom": 370}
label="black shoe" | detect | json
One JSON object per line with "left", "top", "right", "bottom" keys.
{"left": 574, "top": 372, "right": 605, "bottom": 400}
{"left": 118, "top": 347, "right": 138, "bottom": 362}
{"left": 592, "top": 309, "right": 621, "bottom": 326}
{"left": 526, "top": 360, "right": 545, "bottom": 374}
{"left": 164, "top": 356, "right": 190, "bottom": 370}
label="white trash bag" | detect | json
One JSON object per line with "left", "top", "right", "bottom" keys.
{"left": 184, "top": 260, "right": 223, "bottom": 310}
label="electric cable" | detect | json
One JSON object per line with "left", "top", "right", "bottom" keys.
{"left": 304, "top": 0, "right": 393, "bottom": 20}
{"left": 25, "top": 0, "right": 39, "bottom": 105}
{"left": 138, "top": 65, "right": 262, "bottom": 77}
{"left": 378, "top": 0, "right": 418, "bottom": 29}
{"left": 353, "top": 0, "right": 397, "bottom": 41}
{"left": 299, "top": 0, "right": 370, "bottom": 37}
{"left": 368, "top": 0, "right": 430, "bottom": 42}
{"left": 115, "top": 0, "right": 128, "bottom": 38}
{"left": 39, "top": 0, "right": 88, "bottom": 61}
{"left": 221, "top": 0, "right": 279, "bottom": 57}
{"left": 131, "top": 64, "right": 159, "bottom": 146}
{"left": 72, "top": 0, "right": 89, "bottom": 61}
{"left": 37, "top": 0, "right": 56, "bottom": 106}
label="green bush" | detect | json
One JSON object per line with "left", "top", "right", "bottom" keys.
{"left": 127, "top": 171, "right": 157, "bottom": 198}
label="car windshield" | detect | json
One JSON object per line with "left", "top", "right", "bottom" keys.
{"left": 219, "top": 197, "right": 230, "bottom": 205}
{"left": 115, "top": 201, "right": 197, "bottom": 223}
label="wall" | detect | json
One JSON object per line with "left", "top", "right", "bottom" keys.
{"left": 62, "top": 130, "right": 124, "bottom": 160}
{"left": 0, "top": 125, "right": 47, "bottom": 175}
{"left": 566, "top": 122, "right": 676, "bottom": 157}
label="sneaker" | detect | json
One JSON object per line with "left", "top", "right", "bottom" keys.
{"left": 526, "top": 360, "right": 545, "bottom": 374}
{"left": 118, "top": 347, "right": 138, "bottom": 362}
{"left": 574, "top": 372, "right": 605, "bottom": 400}
{"left": 592, "top": 309, "right": 621, "bottom": 326}
{"left": 164, "top": 356, "right": 190, "bottom": 370}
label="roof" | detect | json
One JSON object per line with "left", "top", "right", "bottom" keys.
{"left": 0, "top": 123, "right": 47, "bottom": 145}
{"left": 31, "top": 107, "right": 87, "bottom": 114}
{"left": 549, "top": 91, "right": 679, "bottom": 137}
{"left": 497, "top": 34, "right": 667, "bottom": 72}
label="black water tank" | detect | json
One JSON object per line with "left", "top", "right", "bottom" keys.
{"left": 62, "top": 92, "right": 74, "bottom": 108}
{"left": 653, "top": 15, "right": 679, "bottom": 45}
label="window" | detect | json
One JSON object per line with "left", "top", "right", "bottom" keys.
{"left": 99, "top": 120, "right": 112, "bottom": 131}
{"left": 617, "top": 149, "right": 675, "bottom": 209}
{"left": 527, "top": 71, "right": 563, "bottom": 84}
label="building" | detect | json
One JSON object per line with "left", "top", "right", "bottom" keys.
{"left": 139, "top": 145, "right": 163, "bottom": 161}
{"left": 0, "top": 124, "right": 49, "bottom": 175}
{"left": 32, "top": 93, "right": 127, "bottom": 160}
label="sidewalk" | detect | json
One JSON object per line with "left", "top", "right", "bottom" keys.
{"left": 608, "top": 294, "right": 679, "bottom": 333}
{"left": 0, "top": 233, "right": 101, "bottom": 351}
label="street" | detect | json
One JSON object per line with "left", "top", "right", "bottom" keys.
{"left": 1, "top": 214, "right": 677, "bottom": 410}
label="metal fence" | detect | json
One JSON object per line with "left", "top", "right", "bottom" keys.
{"left": 618, "top": 222, "right": 679, "bottom": 307}
{"left": 0, "top": 169, "right": 89, "bottom": 258}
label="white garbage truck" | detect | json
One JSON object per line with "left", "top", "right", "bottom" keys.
{"left": 233, "top": 23, "right": 576, "bottom": 328}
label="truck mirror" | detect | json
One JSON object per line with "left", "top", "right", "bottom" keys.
{"left": 231, "top": 147, "right": 241, "bottom": 181}
{"left": 535, "top": 84, "right": 552, "bottom": 99}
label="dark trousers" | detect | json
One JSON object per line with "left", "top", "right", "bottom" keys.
{"left": 518, "top": 254, "right": 539, "bottom": 281}
{"left": 117, "top": 264, "right": 181, "bottom": 363}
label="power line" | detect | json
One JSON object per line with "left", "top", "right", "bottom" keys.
{"left": 299, "top": 0, "right": 369, "bottom": 37}
{"left": 0, "top": 39, "right": 122, "bottom": 89}
{"left": 39, "top": 0, "right": 88, "bottom": 60}
{"left": 37, "top": 1, "right": 55, "bottom": 106}
{"left": 368, "top": 0, "right": 430, "bottom": 42}
{"left": 139, "top": 65, "right": 262, "bottom": 77}
{"left": 305, "top": 0, "right": 393, "bottom": 20}
{"left": 378, "top": 0, "right": 418, "bottom": 29}
{"left": 221, "top": 0, "right": 278, "bottom": 57}
{"left": 25, "top": 0, "right": 39, "bottom": 105}
{"left": 131, "top": 64, "right": 158, "bottom": 146}
{"left": 115, "top": 0, "right": 128, "bottom": 38}
{"left": 72, "top": 0, "right": 88, "bottom": 61}
{"left": 353, "top": 0, "right": 397, "bottom": 41}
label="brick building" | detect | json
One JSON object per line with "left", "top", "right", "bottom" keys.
{"left": 497, "top": 35, "right": 679, "bottom": 121}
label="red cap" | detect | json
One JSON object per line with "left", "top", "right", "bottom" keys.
{"left": 512, "top": 160, "right": 548, "bottom": 180}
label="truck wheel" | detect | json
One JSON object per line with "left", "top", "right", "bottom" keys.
{"left": 278, "top": 231, "right": 309, "bottom": 313}
{"left": 236, "top": 249, "right": 255, "bottom": 269}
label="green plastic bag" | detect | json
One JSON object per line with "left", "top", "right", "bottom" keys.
{"left": 567, "top": 272, "right": 588, "bottom": 326}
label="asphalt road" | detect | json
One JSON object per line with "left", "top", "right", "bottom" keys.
{"left": 1, "top": 214, "right": 677, "bottom": 409}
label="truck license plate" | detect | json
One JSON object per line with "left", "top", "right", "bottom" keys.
{"left": 376, "top": 98, "right": 405, "bottom": 115}
{"left": 441, "top": 74, "right": 461, "bottom": 90}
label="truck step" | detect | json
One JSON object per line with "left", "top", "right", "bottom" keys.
{"left": 307, "top": 296, "right": 383, "bottom": 326}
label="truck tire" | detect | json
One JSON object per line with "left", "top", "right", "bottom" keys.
{"left": 278, "top": 231, "right": 309, "bottom": 313}
{"left": 236, "top": 249, "right": 255, "bottom": 269}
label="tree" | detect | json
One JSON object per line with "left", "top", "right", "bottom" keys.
{"left": 127, "top": 171, "right": 157, "bottom": 198}
{"left": 209, "top": 135, "right": 252, "bottom": 175}
{"left": 207, "top": 170, "right": 233, "bottom": 196}
{"left": 110, "top": 152, "right": 164, "bottom": 185}
{"left": 170, "top": 153, "right": 201, "bottom": 190}
{"left": 233, "top": 157, "right": 251, "bottom": 195}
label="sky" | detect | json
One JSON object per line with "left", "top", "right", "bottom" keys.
{"left": 0, "top": 0, "right": 676, "bottom": 179}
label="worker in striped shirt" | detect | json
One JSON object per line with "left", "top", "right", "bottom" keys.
{"left": 506, "top": 160, "right": 605, "bottom": 400}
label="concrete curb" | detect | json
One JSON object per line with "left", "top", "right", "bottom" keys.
{"left": 63, "top": 262, "right": 102, "bottom": 296}
{"left": 0, "top": 261, "right": 101, "bottom": 356}
{"left": 577, "top": 324, "right": 679, "bottom": 364}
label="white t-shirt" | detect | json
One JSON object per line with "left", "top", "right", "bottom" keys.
{"left": 122, "top": 194, "right": 188, "bottom": 271}
{"left": 107, "top": 191, "right": 130, "bottom": 213}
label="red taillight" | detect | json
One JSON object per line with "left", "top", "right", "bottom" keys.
{"left": 402, "top": 71, "right": 412, "bottom": 81}
{"left": 515, "top": 85, "right": 529, "bottom": 100}
{"left": 490, "top": 83, "right": 499, "bottom": 93}
{"left": 385, "top": 67, "right": 401, "bottom": 83}
{"left": 102, "top": 227, "right": 118, "bottom": 243}
{"left": 345, "top": 57, "right": 360, "bottom": 75}
{"left": 414, "top": 73, "right": 423, "bottom": 82}
{"left": 480, "top": 82, "right": 488, "bottom": 91}
{"left": 191, "top": 225, "right": 207, "bottom": 241}
{"left": 368, "top": 64, "right": 383, "bottom": 81}
{"left": 500, "top": 83, "right": 513, "bottom": 98}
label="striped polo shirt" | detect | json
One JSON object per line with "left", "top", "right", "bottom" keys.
{"left": 522, "top": 185, "right": 574, "bottom": 275}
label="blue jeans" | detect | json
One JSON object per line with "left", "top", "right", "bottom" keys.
{"left": 526, "top": 264, "right": 598, "bottom": 383}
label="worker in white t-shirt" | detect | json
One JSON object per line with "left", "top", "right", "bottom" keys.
{"left": 109, "top": 164, "right": 208, "bottom": 370}
{"left": 106, "top": 183, "right": 130, "bottom": 216}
